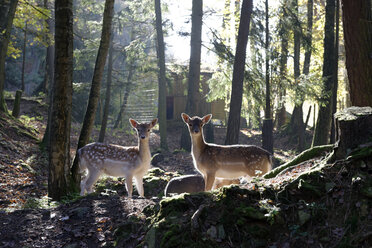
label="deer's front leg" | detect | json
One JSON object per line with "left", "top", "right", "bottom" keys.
{"left": 125, "top": 175, "right": 133, "bottom": 197}
{"left": 204, "top": 172, "right": 216, "bottom": 191}
{"left": 85, "top": 170, "right": 101, "bottom": 194}
{"left": 134, "top": 175, "right": 144, "bottom": 197}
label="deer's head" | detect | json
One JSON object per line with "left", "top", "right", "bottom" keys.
{"left": 129, "top": 118, "right": 158, "bottom": 140}
{"left": 181, "top": 113, "right": 212, "bottom": 136}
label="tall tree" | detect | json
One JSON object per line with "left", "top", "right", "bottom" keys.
{"left": 48, "top": 0, "right": 73, "bottom": 201}
{"left": 21, "top": 22, "right": 27, "bottom": 92}
{"left": 341, "top": 0, "right": 372, "bottom": 106}
{"left": 71, "top": 0, "right": 115, "bottom": 187}
{"left": 98, "top": 33, "right": 114, "bottom": 143}
{"left": 42, "top": 0, "right": 54, "bottom": 95}
{"left": 180, "top": 0, "right": 203, "bottom": 151}
{"left": 262, "top": 0, "right": 273, "bottom": 154}
{"left": 154, "top": 0, "right": 168, "bottom": 151}
{"left": 288, "top": 0, "right": 305, "bottom": 151}
{"left": 0, "top": 0, "right": 19, "bottom": 113}
{"left": 330, "top": 0, "right": 340, "bottom": 144}
{"left": 312, "top": 0, "right": 336, "bottom": 146}
{"left": 225, "top": 0, "right": 253, "bottom": 145}
{"left": 41, "top": 0, "right": 55, "bottom": 150}
{"left": 276, "top": 1, "right": 289, "bottom": 129}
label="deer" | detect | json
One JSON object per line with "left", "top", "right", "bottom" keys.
{"left": 78, "top": 118, "right": 158, "bottom": 197}
{"left": 181, "top": 113, "right": 272, "bottom": 191}
{"left": 164, "top": 174, "right": 240, "bottom": 197}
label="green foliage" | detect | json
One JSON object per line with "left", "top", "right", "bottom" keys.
{"left": 23, "top": 196, "right": 59, "bottom": 209}
{"left": 10, "top": 0, "right": 51, "bottom": 59}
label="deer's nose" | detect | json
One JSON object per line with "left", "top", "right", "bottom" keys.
{"left": 140, "top": 135, "right": 146, "bottom": 139}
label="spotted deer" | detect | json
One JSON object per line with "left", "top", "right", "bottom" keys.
{"left": 181, "top": 113, "right": 272, "bottom": 191}
{"left": 78, "top": 118, "right": 158, "bottom": 197}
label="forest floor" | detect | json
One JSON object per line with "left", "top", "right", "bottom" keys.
{"left": 0, "top": 98, "right": 371, "bottom": 247}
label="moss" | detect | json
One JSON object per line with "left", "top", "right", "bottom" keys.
{"left": 297, "top": 178, "right": 324, "bottom": 197}
{"left": 160, "top": 224, "right": 183, "bottom": 248}
{"left": 235, "top": 206, "right": 266, "bottom": 221}
{"left": 158, "top": 194, "right": 189, "bottom": 217}
{"left": 143, "top": 168, "right": 181, "bottom": 197}
{"left": 264, "top": 144, "right": 334, "bottom": 179}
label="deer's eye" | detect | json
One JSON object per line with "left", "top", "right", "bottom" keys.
{"left": 147, "top": 129, "right": 150, "bottom": 132}
{"left": 188, "top": 123, "right": 192, "bottom": 127}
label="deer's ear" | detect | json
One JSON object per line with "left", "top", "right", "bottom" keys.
{"left": 181, "top": 113, "right": 190, "bottom": 123}
{"left": 129, "top": 119, "right": 138, "bottom": 128}
{"left": 150, "top": 118, "right": 158, "bottom": 128}
{"left": 202, "top": 114, "right": 212, "bottom": 124}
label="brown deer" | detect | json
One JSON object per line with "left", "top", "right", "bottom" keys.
{"left": 78, "top": 118, "right": 158, "bottom": 197}
{"left": 181, "top": 113, "right": 272, "bottom": 191}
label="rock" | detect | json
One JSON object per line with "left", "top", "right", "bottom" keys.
{"left": 69, "top": 207, "right": 90, "bottom": 219}
{"left": 164, "top": 175, "right": 204, "bottom": 197}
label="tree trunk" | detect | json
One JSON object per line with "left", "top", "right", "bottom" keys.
{"left": 12, "top": 90, "right": 22, "bottom": 118}
{"left": 288, "top": 0, "right": 308, "bottom": 151}
{"left": 41, "top": 0, "right": 55, "bottom": 150}
{"left": 0, "top": 0, "right": 19, "bottom": 113}
{"left": 262, "top": 0, "right": 273, "bottom": 154}
{"left": 302, "top": 0, "right": 313, "bottom": 76}
{"left": 180, "top": 0, "right": 203, "bottom": 151}
{"left": 276, "top": 2, "right": 289, "bottom": 129}
{"left": 48, "top": 0, "right": 73, "bottom": 201}
{"left": 341, "top": 0, "right": 372, "bottom": 106}
{"left": 21, "top": 22, "right": 27, "bottom": 93}
{"left": 71, "top": 0, "right": 115, "bottom": 188}
{"left": 154, "top": 0, "right": 168, "bottom": 151}
{"left": 334, "top": 107, "right": 372, "bottom": 160}
{"left": 312, "top": 0, "right": 336, "bottom": 146}
{"left": 330, "top": 0, "right": 340, "bottom": 144}
{"left": 98, "top": 33, "right": 114, "bottom": 143}
{"left": 225, "top": 0, "right": 253, "bottom": 145}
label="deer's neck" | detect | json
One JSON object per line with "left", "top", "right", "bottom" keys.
{"left": 138, "top": 138, "right": 151, "bottom": 161}
{"left": 190, "top": 132, "right": 206, "bottom": 159}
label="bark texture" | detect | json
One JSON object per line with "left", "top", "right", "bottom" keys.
{"left": 12, "top": 90, "right": 22, "bottom": 118}
{"left": 155, "top": 0, "right": 168, "bottom": 150}
{"left": 48, "top": 0, "right": 73, "bottom": 201}
{"left": 262, "top": 0, "right": 273, "bottom": 154}
{"left": 98, "top": 33, "right": 114, "bottom": 143}
{"left": 180, "top": 0, "right": 203, "bottom": 151}
{"left": 341, "top": 0, "right": 372, "bottom": 106}
{"left": 330, "top": 0, "right": 340, "bottom": 144}
{"left": 225, "top": 0, "right": 253, "bottom": 145}
{"left": 312, "top": 0, "right": 336, "bottom": 146}
{"left": 0, "top": 0, "right": 19, "bottom": 113}
{"left": 276, "top": 1, "right": 289, "bottom": 129}
{"left": 334, "top": 107, "right": 372, "bottom": 160}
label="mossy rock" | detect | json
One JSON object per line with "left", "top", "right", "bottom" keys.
{"left": 143, "top": 168, "right": 181, "bottom": 198}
